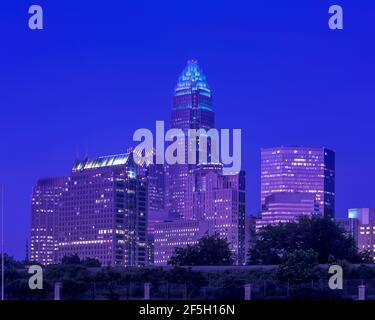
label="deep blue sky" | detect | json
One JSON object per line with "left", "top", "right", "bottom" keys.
{"left": 1, "top": 1, "right": 374, "bottom": 259}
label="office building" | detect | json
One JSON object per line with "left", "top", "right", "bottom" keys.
{"left": 261, "top": 146, "right": 335, "bottom": 218}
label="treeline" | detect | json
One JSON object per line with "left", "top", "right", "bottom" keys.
{"left": 1, "top": 215, "right": 373, "bottom": 300}
{"left": 1, "top": 253, "right": 375, "bottom": 300}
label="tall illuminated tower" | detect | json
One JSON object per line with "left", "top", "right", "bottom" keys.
{"left": 167, "top": 60, "right": 215, "bottom": 217}
{"left": 30, "top": 177, "right": 67, "bottom": 265}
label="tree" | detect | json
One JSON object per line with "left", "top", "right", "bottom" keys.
{"left": 249, "top": 215, "right": 365, "bottom": 264}
{"left": 61, "top": 254, "right": 81, "bottom": 265}
{"left": 82, "top": 258, "right": 101, "bottom": 268}
{"left": 274, "top": 249, "right": 320, "bottom": 284}
{"left": 61, "top": 255, "right": 101, "bottom": 267}
{"left": 167, "top": 267, "right": 208, "bottom": 299}
{"left": 94, "top": 268, "right": 122, "bottom": 300}
{"left": 45, "top": 263, "right": 93, "bottom": 299}
{"left": 169, "top": 234, "right": 233, "bottom": 266}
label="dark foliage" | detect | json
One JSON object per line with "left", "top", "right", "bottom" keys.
{"left": 169, "top": 234, "right": 233, "bottom": 266}
{"left": 249, "top": 215, "right": 369, "bottom": 264}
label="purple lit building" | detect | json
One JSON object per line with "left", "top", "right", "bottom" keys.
{"left": 154, "top": 219, "right": 213, "bottom": 265}
{"left": 256, "top": 192, "right": 320, "bottom": 230}
{"left": 341, "top": 208, "right": 375, "bottom": 261}
{"left": 184, "top": 164, "right": 246, "bottom": 264}
{"left": 260, "top": 147, "right": 335, "bottom": 218}
{"left": 31, "top": 152, "right": 148, "bottom": 267}
{"left": 167, "top": 60, "right": 215, "bottom": 218}
{"left": 159, "top": 61, "right": 246, "bottom": 265}
{"left": 336, "top": 217, "right": 360, "bottom": 245}
{"left": 134, "top": 149, "right": 168, "bottom": 265}
{"left": 30, "top": 177, "right": 67, "bottom": 265}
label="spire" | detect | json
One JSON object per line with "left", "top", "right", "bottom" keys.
{"left": 175, "top": 59, "right": 210, "bottom": 94}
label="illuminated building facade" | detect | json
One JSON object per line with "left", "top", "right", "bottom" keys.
{"left": 184, "top": 164, "right": 246, "bottom": 265}
{"left": 167, "top": 60, "right": 215, "bottom": 218}
{"left": 31, "top": 152, "right": 148, "bottom": 267}
{"left": 256, "top": 192, "right": 320, "bottom": 230}
{"left": 153, "top": 219, "right": 213, "bottom": 265}
{"left": 336, "top": 217, "right": 360, "bottom": 245}
{"left": 160, "top": 61, "right": 246, "bottom": 265}
{"left": 348, "top": 208, "right": 375, "bottom": 261}
{"left": 261, "top": 146, "right": 335, "bottom": 218}
{"left": 30, "top": 177, "right": 67, "bottom": 265}
{"left": 135, "top": 149, "right": 167, "bottom": 265}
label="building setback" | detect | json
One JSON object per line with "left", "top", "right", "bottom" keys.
{"left": 167, "top": 60, "right": 215, "bottom": 218}
{"left": 256, "top": 192, "right": 320, "bottom": 230}
{"left": 159, "top": 61, "right": 246, "bottom": 265}
{"left": 184, "top": 164, "right": 246, "bottom": 265}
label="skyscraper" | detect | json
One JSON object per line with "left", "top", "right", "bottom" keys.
{"left": 185, "top": 164, "right": 246, "bottom": 264}
{"left": 160, "top": 61, "right": 246, "bottom": 265}
{"left": 260, "top": 146, "right": 335, "bottom": 218}
{"left": 31, "top": 152, "right": 148, "bottom": 267}
{"left": 57, "top": 152, "right": 148, "bottom": 267}
{"left": 168, "top": 60, "right": 215, "bottom": 218}
{"left": 30, "top": 177, "right": 67, "bottom": 265}
{"left": 134, "top": 149, "right": 167, "bottom": 265}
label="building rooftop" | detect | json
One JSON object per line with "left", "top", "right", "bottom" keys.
{"left": 72, "top": 153, "right": 130, "bottom": 171}
{"left": 175, "top": 59, "right": 211, "bottom": 96}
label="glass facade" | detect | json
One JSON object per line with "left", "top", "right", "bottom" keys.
{"left": 261, "top": 146, "right": 335, "bottom": 218}
{"left": 31, "top": 152, "right": 148, "bottom": 267}
{"left": 168, "top": 60, "right": 215, "bottom": 218}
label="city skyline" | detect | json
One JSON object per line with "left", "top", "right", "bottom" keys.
{"left": 1, "top": 1, "right": 375, "bottom": 259}
{"left": 26, "top": 60, "right": 372, "bottom": 266}
{"left": 30, "top": 60, "right": 247, "bottom": 267}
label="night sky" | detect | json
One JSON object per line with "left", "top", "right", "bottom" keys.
{"left": 1, "top": 0, "right": 374, "bottom": 259}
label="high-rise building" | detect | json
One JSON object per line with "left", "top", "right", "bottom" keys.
{"left": 336, "top": 217, "right": 360, "bottom": 245}
{"left": 167, "top": 60, "right": 215, "bottom": 218}
{"left": 261, "top": 146, "right": 335, "bottom": 218}
{"left": 184, "top": 164, "right": 246, "bottom": 264}
{"left": 347, "top": 208, "right": 375, "bottom": 261}
{"left": 31, "top": 152, "right": 148, "bottom": 267}
{"left": 161, "top": 61, "right": 246, "bottom": 265}
{"left": 154, "top": 219, "right": 213, "bottom": 265}
{"left": 56, "top": 152, "right": 147, "bottom": 267}
{"left": 134, "top": 149, "right": 167, "bottom": 265}
{"left": 256, "top": 192, "right": 320, "bottom": 230}
{"left": 134, "top": 148, "right": 166, "bottom": 215}
{"left": 30, "top": 177, "right": 67, "bottom": 265}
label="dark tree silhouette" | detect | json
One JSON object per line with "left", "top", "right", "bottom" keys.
{"left": 169, "top": 234, "right": 233, "bottom": 266}
{"left": 274, "top": 249, "right": 320, "bottom": 284}
{"left": 248, "top": 215, "right": 370, "bottom": 264}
